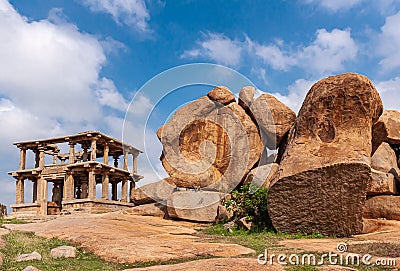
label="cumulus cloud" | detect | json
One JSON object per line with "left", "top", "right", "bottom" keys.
{"left": 377, "top": 12, "right": 400, "bottom": 72}
{"left": 181, "top": 32, "right": 243, "bottom": 67}
{"left": 81, "top": 0, "right": 151, "bottom": 33}
{"left": 375, "top": 77, "right": 400, "bottom": 111}
{"left": 302, "top": 0, "right": 362, "bottom": 12}
{"left": 183, "top": 28, "right": 358, "bottom": 76}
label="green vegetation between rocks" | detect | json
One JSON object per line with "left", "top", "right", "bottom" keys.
{"left": 0, "top": 218, "right": 29, "bottom": 226}
{"left": 0, "top": 231, "right": 135, "bottom": 271}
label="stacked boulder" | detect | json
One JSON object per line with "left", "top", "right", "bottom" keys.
{"left": 364, "top": 110, "right": 400, "bottom": 220}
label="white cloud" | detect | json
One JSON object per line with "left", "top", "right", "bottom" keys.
{"left": 299, "top": 28, "right": 358, "bottom": 75}
{"left": 81, "top": 0, "right": 151, "bottom": 33}
{"left": 378, "top": 12, "right": 400, "bottom": 72}
{"left": 375, "top": 77, "right": 400, "bottom": 111}
{"left": 272, "top": 79, "right": 316, "bottom": 113}
{"left": 254, "top": 44, "right": 297, "bottom": 71}
{"left": 181, "top": 32, "right": 243, "bottom": 67}
{"left": 95, "top": 78, "right": 129, "bottom": 111}
{"left": 303, "top": 0, "right": 362, "bottom": 12}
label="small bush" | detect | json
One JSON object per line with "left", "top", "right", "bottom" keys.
{"left": 225, "top": 183, "right": 273, "bottom": 231}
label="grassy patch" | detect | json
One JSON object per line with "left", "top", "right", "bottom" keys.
{"left": 286, "top": 265, "right": 320, "bottom": 271}
{"left": 349, "top": 242, "right": 400, "bottom": 258}
{"left": 0, "top": 218, "right": 29, "bottom": 226}
{"left": 0, "top": 231, "right": 136, "bottom": 271}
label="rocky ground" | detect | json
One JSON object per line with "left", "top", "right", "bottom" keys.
{"left": 3, "top": 212, "right": 400, "bottom": 270}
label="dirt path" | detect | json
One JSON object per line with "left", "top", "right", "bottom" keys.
{"left": 4, "top": 212, "right": 255, "bottom": 263}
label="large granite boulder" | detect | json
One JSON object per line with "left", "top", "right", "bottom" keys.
{"left": 158, "top": 87, "right": 263, "bottom": 192}
{"left": 371, "top": 142, "right": 400, "bottom": 176}
{"left": 268, "top": 73, "right": 383, "bottom": 237}
{"left": 167, "top": 190, "right": 224, "bottom": 222}
{"left": 372, "top": 110, "right": 400, "bottom": 153}
{"left": 128, "top": 203, "right": 168, "bottom": 218}
{"left": 250, "top": 93, "right": 296, "bottom": 149}
{"left": 368, "top": 169, "right": 397, "bottom": 195}
{"left": 364, "top": 195, "right": 400, "bottom": 220}
{"left": 131, "top": 179, "right": 176, "bottom": 205}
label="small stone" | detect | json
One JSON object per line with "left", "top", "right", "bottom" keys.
{"left": 237, "top": 217, "right": 253, "bottom": 231}
{"left": 50, "top": 246, "right": 76, "bottom": 259}
{"left": 22, "top": 266, "right": 42, "bottom": 271}
{"left": 207, "top": 86, "right": 236, "bottom": 105}
{"left": 223, "top": 221, "right": 235, "bottom": 233}
{"left": 16, "top": 251, "right": 42, "bottom": 262}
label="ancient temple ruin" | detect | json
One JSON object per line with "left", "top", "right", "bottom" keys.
{"left": 8, "top": 131, "right": 142, "bottom": 217}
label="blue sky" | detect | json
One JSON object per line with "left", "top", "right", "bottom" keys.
{"left": 1, "top": 0, "right": 400, "bottom": 209}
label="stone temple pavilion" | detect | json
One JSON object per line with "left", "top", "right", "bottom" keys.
{"left": 8, "top": 131, "right": 143, "bottom": 217}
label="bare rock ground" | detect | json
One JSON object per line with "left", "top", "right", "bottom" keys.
{"left": 4, "top": 212, "right": 254, "bottom": 263}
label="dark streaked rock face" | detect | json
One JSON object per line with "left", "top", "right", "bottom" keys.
{"left": 268, "top": 162, "right": 370, "bottom": 237}
{"left": 268, "top": 73, "right": 383, "bottom": 237}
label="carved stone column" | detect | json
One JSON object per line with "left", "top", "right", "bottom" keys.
{"left": 132, "top": 152, "right": 139, "bottom": 174}
{"left": 91, "top": 138, "right": 97, "bottom": 161}
{"left": 19, "top": 147, "right": 26, "bottom": 170}
{"left": 38, "top": 177, "right": 48, "bottom": 216}
{"left": 63, "top": 173, "right": 74, "bottom": 201}
{"left": 16, "top": 177, "right": 24, "bottom": 204}
{"left": 102, "top": 174, "right": 109, "bottom": 200}
{"left": 81, "top": 181, "right": 88, "bottom": 199}
{"left": 88, "top": 169, "right": 96, "bottom": 200}
{"left": 38, "top": 147, "right": 45, "bottom": 169}
{"left": 68, "top": 142, "right": 75, "bottom": 164}
{"left": 33, "top": 179, "right": 38, "bottom": 203}
{"left": 111, "top": 182, "right": 118, "bottom": 201}
{"left": 104, "top": 143, "right": 109, "bottom": 165}
{"left": 113, "top": 156, "right": 119, "bottom": 168}
{"left": 123, "top": 152, "right": 129, "bottom": 171}
{"left": 121, "top": 178, "right": 128, "bottom": 202}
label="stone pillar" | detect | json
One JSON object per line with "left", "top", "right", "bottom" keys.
{"left": 33, "top": 179, "right": 38, "bottom": 203}
{"left": 39, "top": 147, "right": 45, "bottom": 169}
{"left": 102, "top": 174, "right": 109, "bottom": 200}
{"left": 52, "top": 183, "right": 62, "bottom": 204}
{"left": 16, "top": 177, "right": 25, "bottom": 204}
{"left": 104, "top": 143, "right": 109, "bottom": 165}
{"left": 63, "top": 173, "right": 74, "bottom": 200}
{"left": 114, "top": 156, "right": 119, "bottom": 168}
{"left": 123, "top": 152, "right": 129, "bottom": 171}
{"left": 69, "top": 142, "right": 75, "bottom": 164}
{"left": 129, "top": 180, "right": 135, "bottom": 203}
{"left": 121, "top": 178, "right": 128, "bottom": 202}
{"left": 19, "top": 147, "right": 26, "bottom": 170}
{"left": 91, "top": 139, "right": 97, "bottom": 161}
{"left": 81, "top": 181, "right": 88, "bottom": 199}
{"left": 88, "top": 169, "right": 96, "bottom": 200}
{"left": 35, "top": 150, "right": 40, "bottom": 168}
{"left": 111, "top": 182, "right": 118, "bottom": 201}
{"left": 38, "top": 177, "right": 48, "bottom": 216}
{"left": 53, "top": 151, "right": 58, "bottom": 165}
{"left": 82, "top": 143, "right": 89, "bottom": 162}
{"left": 132, "top": 152, "right": 139, "bottom": 174}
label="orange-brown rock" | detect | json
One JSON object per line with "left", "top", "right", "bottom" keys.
{"left": 238, "top": 86, "right": 255, "bottom": 110}
{"left": 250, "top": 93, "right": 296, "bottom": 149}
{"left": 372, "top": 110, "right": 400, "bottom": 153}
{"left": 268, "top": 73, "right": 383, "bottom": 237}
{"left": 367, "top": 169, "right": 397, "bottom": 195}
{"left": 371, "top": 142, "right": 400, "bottom": 176}
{"left": 158, "top": 88, "right": 263, "bottom": 192}
{"left": 131, "top": 179, "right": 176, "bottom": 205}
{"left": 243, "top": 163, "right": 279, "bottom": 188}
{"left": 364, "top": 195, "right": 400, "bottom": 220}
{"left": 207, "top": 86, "right": 236, "bottom": 105}
{"left": 167, "top": 190, "right": 223, "bottom": 222}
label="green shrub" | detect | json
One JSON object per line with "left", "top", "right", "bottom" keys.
{"left": 225, "top": 183, "right": 273, "bottom": 231}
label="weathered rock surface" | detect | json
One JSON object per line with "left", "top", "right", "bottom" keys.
{"left": 131, "top": 179, "right": 176, "bottom": 205}
{"left": 250, "top": 93, "right": 296, "bottom": 149}
{"left": 372, "top": 110, "right": 400, "bottom": 153}
{"left": 0, "top": 252, "right": 4, "bottom": 266}
{"left": 243, "top": 163, "right": 279, "bottom": 188}
{"left": 158, "top": 87, "right": 263, "bottom": 192}
{"left": 123, "top": 257, "right": 278, "bottom": 271}
{"left": 269, "top": 162, "right": 370, "bottom": 237}
{"left": 238, "top": 86, "right": 255, "bottom": 110}
{"left": 167, "top": 190, "right": 223, "bottom": 222}
{"left": 364, "top": 195, "right": 400, "bottom": 220}
{"left": 126, "top": 203, "right": 167, "bottom": 218}
{"left": 16, "top": 251, "right": 42, "bottom": 262}
{"left": 5, "top": 213, "right": 255, "bottom": 263}
{"left": 371, "top": 142, "right": 400, "bottom": 176}
{"left": 268, "top": 73, "right": 383, "bottom": 237}
{"left": 22, "top": 267, "right": 41, "bottom": 271}
{"left": 50, "top": 246, "right": 76, "bottom": 259}
{"left": 0, "top": 204, "right": 6, "bottom": 217}
{"left": 207, "top": 86, "right": 236, "bottom": 105}
{"left": 367, "top": 169, "right": 397, "bottom": 195}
